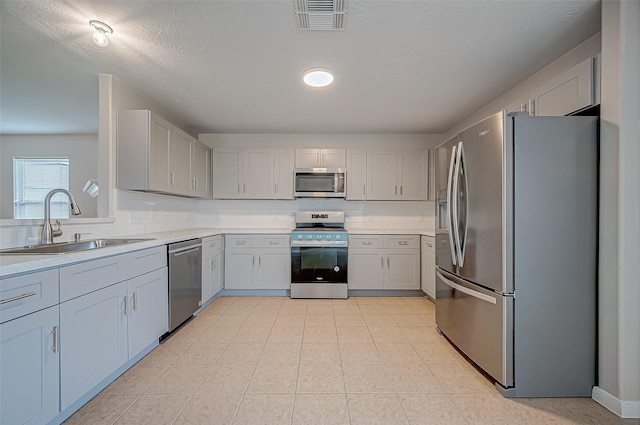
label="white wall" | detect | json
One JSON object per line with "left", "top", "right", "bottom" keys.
{"left": 0, "top": 134, "right": 98, "bottom": 219}
{"left": 592, "top": 0, "right": 640, "bottom": 418}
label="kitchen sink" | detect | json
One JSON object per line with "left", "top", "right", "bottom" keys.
{"left": 0, "top": 238, "right": 155, "bottom": 255}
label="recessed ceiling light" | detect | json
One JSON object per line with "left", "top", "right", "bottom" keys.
{"left": 303, "top": 68, "right": 334, "bottom": 88}
{"left": 89, "top": 20, "right": 113, "bottom": 47}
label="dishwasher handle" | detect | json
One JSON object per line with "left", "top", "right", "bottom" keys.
{"left": 168, "top": 243, "right": 202, "bottom": 255}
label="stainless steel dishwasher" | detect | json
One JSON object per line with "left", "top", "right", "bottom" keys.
{"left": 167, "top": 238, "right": 202, "bottom": 332}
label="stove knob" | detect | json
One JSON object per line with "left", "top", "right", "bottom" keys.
{"left": 326, "top": 234, "right": 331, "bottom": 239}
{"left": 297, "top": 234, "right": 303, "bottom": 239}
{"left": 336, "top": 235, "right": 341, "bottom": 240}
{"left": 316, "top": 234, "right": 322, "bottom": 240}
{"left": 307, "top": 235, "right": 312, "bottom": 240}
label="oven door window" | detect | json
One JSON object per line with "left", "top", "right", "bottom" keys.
{"left": 291, "top": 246, "right": 348, "bottom": 283}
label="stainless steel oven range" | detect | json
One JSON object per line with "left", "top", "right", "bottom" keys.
{"left": 290, "top": 211, "right": 348, "bottom": 299}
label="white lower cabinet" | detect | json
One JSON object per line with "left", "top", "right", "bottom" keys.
{"left": 0, "top": 306, "right": 60, "bottom": 425}
{"left": 224, "top": 235, "right": 290, "bottom": 290}
{"left": 202, "top": 235, "right": 224, "bottom": 302}
{"left": 348, "top": 235, "right": 420, "bottom": 290}
{"left": 127, "top": 268, "right": 168, "bottom": 358}
{"left": 421, "top": 236, "right": 436, "bottom": 298}
{"left": 60, "top": 282, "right": 129, "bottom": 410}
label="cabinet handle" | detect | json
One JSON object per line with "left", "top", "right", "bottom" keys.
{"left": 363, "top": 185, "right": 366, "bottom": 196}
{"left": 274, "top": 183, "right": 277, "bottom": 194}
{"left": 259, "top": 256, "right": 261, "bottom": 266}
{"left": 363, "top": 241, "right": 372, "bottom": 246}
{"left": 243, "top": 183, "right": 246, "bottom": 193}
{"left": 0, "top": 292, "right": 36, "bottom": 304}
{"left": 123, "top": 296, "right": 128, "bottom": 316}
{"left": 400, "top": 186, "right": 403, "bottom": 195}
{"left": 171, "top": 172, "right": 175, "bottom": 186}
{"left": 399, "top": 241, "right": 408, "bottom": 246}
{"left": 132, "top": 292, "right": 138, "bottom": 311}
{"left": 252, "top": 256, "right": 255, "bottom": 266}
{"left": 52, "top": 326, "right": 59, "bottom": 353}
{"left": 381, "top": 256, "right": 384, "bottom": 268}
{"left": 211, "top": 258, "right": 215, "bottom": 271}
{"left": 195, "top": 179, "right": 199, "bottom": 190}
{"left": 387, "top": 257, "right": 390, "bottom": 268}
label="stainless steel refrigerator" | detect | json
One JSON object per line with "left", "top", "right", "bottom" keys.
{"left": 435, "top": 111, "right": 597, "bottom": 397}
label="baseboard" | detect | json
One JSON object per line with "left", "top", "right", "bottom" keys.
{"left": 592, "top": 386, "right": 640, "bottom": 418}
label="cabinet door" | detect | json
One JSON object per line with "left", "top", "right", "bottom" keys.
{"left": 191, "top": 141, "right": 210, "bottom": 198}
{"left": 531, "top": 57, "right": 594, "bottom": 116}
{"left": 224, "top": 249, "right": 257, "bottom": 289}
{"left": 295, "top": 149, "right": 320, "bottom": 168}
{"left": 202, "top": 248, "right": 223, "bottom": 301}
{"left": 212, "top": 148, "right": 243, "bottom": 198}
{"left": 321, "top": 149, "right": 346, "bottom": 168}
{"left": 421, "top": 251, "right": 436, "bottom": 299}
{"left": 171, "top": 127, "right": 194, "bottom": 196}
{"left": 257, "top": 249, "right": 291, "bottom": 289}
{"left": 398, "top": 151, "right": 427, "bottom": 200}
{"left": 149, "top": 113, "right": 172, "bottom": 193}
{"left": 244, "top": 149, "right": 274, "bottom": 199}
{"left": 1, "top": 306, "right": 59, "bottom": 425}
{"left": 127, "top": 268, "right": 168, "bottom": 358}
{"left": 385, "top": 249, "right": 421, "bottom": 290}
{"left": 274, "top": 149, "right": 294, "bottom": 199}
{"left": 348, "top": 249, "right": 384, "bottom": 290}
{"left": 211, "top": 249, "right": 223, "bottom": 296}
{"left": 346, "top": 149, "right": 367, "bottom": 200}
{"left": 60, "top": 282, "right": 128, "bottom": 410}
{"left": 367, "top": 150, "right": 398, "bottom": 200}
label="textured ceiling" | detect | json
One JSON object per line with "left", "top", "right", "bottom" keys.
{"left": 0, "top": 1, "right": 601, "bottom": 135}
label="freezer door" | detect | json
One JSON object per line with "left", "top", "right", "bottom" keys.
{"left": 434, "top": 136, "right": 459, "bottom": 275}
{"left": 435, "top": 268, "right": 513, "bottom": 388}
{"left": 454, "top": 112, "right": 510, "bottom": 293}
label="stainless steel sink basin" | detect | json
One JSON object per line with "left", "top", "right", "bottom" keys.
{"left": 0, "top": 238, "right": 155, "bottom": 255}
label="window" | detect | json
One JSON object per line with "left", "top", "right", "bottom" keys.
{"left": 13, "top": 158, "right": 70, "bottom": 219}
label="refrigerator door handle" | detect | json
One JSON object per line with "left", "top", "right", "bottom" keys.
{"left": 437, "top": 271, "right": 497, "bottom": 304}
{"left": 446, "top": 145, "right": 458, "bottom": 265}
{"left": 456, "top": 141, "right": 469, "bottom": 267}
{"left": 452, "top": 142, "right": 463, "bottom": 266}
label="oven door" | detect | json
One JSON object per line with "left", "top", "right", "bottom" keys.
{"left": 291, "top": 245, "right": 348, "bottom": 283}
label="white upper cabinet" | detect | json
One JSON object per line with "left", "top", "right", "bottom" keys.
{"left": 274, "top": 149, "right": 294, "bottom": 200}
{"left": 117, "top": 110, "right": 209, "bottom": 198}
{"left": 244, "top": 149, "right": 274, "bottom": 199}
{"left": 212, "top": 148, "right": 294, "bottom": 200}
{"left": 191, "top": 141, "right": 211, "bottom": 198}
{"left": 367, "top": 150, "right": 428, "bottom": 201}
{"left": 346, "top": 149, "right": 367, "bottom": 201}
{"left": 295, "top": 148, "right": 346, "bottom": 168}
{"left": 170, "top": 127, "right": 194, "bottom": 196}
{"left": 531, "top": 57, "right": 594, "bottom": 116}
{"left": 212, "top": 148, "right": 243, "bottom": 198}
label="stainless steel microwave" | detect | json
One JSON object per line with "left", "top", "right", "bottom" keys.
{"left": 294, "top": 168, "right": 346, "bottom": 198}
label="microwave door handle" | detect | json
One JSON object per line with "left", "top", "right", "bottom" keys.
{"left": 446, "top": 145, "right": 458, "bottom": 265}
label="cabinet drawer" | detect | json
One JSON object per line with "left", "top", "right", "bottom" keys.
{"left": 258, "top": 235, "right": 289, "bottom": 248}
{"left": 60, "top": 256, "right": 121, "bottom": 302}
{"left": 348, "top": 235, "right": 383, "bottom": 249}
{"left": 202, "top": 235, "right": 223, "bottom": 250}
{"left": 421, "top": 236, "right": 436, "bottom": 253}
{"left": 384, "top": 235, "right": 420, "bottom": 249}
{"left": 225, "top": 235, "right": 255, "bottom": 248}
{"left": 0, "top": 269, "right": 59, "bottom": 323}
{"left": 120, "top": 246, "right": 167, "bottom": 281}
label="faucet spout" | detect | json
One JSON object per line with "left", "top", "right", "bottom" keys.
{"left": 40, "top": 189, "right": 82, "bottom": 244}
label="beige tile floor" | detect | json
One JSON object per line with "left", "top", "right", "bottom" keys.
{"left": 64, "top": 296, "right": 639, "bottom": 425}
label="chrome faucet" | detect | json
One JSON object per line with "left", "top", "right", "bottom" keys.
{"left": 40, "top": 189, "right": 82, "bottom": 244}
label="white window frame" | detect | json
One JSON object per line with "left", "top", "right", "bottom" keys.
{"left": 13, "top": 157, "right": 70, "bottom": 219}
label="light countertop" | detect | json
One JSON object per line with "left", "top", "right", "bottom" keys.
{"left": 1, "top": 226, "right": 434, "bottom": 279}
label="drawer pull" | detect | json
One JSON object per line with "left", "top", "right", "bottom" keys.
{"left": 398, "top": 241, "right": 409, "bottom": 246}
{"left": 363, "top": 241, "right": 372, "bottom": 246}
{"left": 0, "top": 292, "right": 37, "bottom": 304}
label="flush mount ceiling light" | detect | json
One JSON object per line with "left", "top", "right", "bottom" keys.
{"left": 303, "top": 68, "right": 334, "bottom": 88}
{"left": 89, "top": 20, "right": 113, "bottom": 47}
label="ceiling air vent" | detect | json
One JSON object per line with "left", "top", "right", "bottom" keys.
{"left": 295, "top": 0, "right": 346, "bottom": 30}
